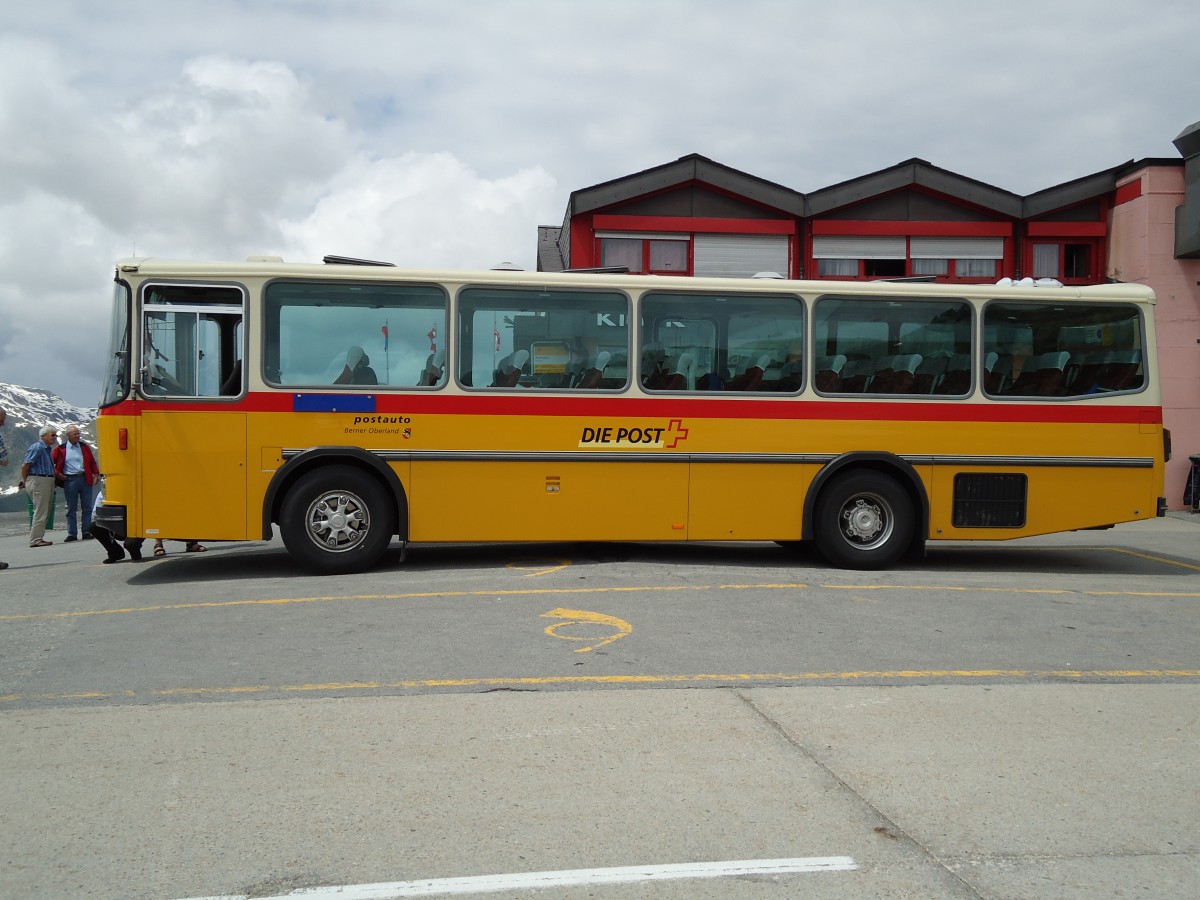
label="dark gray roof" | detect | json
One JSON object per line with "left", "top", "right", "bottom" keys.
{"left": 536, "top": 226, "right": 565, "bottom": 272}
{"left": 1021, "top": 163, "right": 1130, "bottom": 217}
{"left": 568, "top": 154, "right": 806, "bottom": 218}
{"left": 807, "top": 158, "right": 1023, "bottom": 218}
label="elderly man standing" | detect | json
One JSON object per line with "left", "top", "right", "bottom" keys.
{"left": 52, "top": 425, "right": 100, "bottom": 542}
{"left": 0, "top": 407, "right": 9, "bottom": 568}
{"left": 19, "top": 425, "right": 59, "bottom": 548}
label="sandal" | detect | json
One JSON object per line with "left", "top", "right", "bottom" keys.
{"left": 153, "top": 542, "right": 166, "bottom": 557}
{"left": 185, "top": 541, "right": 207, "bottom": 553}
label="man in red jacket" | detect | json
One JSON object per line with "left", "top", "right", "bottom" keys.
{"left": 52, "top": 425, "right": 100, "bottom": 542}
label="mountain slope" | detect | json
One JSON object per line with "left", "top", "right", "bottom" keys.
{"left": 0, "top": 383, "right": 98, "bottom": 497}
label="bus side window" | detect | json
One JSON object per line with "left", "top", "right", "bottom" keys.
{"left": 984, "top": 302, "right": 1145, "bottom": 398}
{"left": 641, "top": 291, "right": 799, "bottom": 394}
{"left": 817, "top": 295, "right": 971, "bottom": 397}
{"left": 140, "top": 293, "right": 244, "bottom": 399}
{"left": 458, "top": 286, "right": 629, "bottom": 391}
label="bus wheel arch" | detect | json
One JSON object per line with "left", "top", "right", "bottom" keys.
{"left": 804, "top": 453, "right": 928, "bottom": 569}
{"left": 264, "top": 449, "right": 408, "bottom": 571}
{"left": 277, "top": 462, "right": 399, "bottom": 575}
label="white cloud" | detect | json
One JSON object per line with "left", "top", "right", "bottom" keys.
{"left": 279, "top": 152, "right": 556, "bottom": 268}
{"left": 0, "top": 38, "right": 560, "bottom": 404}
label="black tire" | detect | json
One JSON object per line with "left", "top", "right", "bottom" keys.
{"left": 279, "top": 465, "right": 396, "bottom": 575}
{"left": 813, "top": 470, "right": 914, "bottom": 570}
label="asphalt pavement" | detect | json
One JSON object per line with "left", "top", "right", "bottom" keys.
{"left": 1, "top": 511, "right": 1198, "bottom": 899}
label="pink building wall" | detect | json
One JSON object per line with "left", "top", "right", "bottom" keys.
{"left": 1108, "top": 165, "right": 1200, "bottom": 509}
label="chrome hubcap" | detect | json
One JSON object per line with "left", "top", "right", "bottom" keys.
{"left": 306, "top": 491, "right": 369, "bottom": 552}
{"left": 840, "top": 494, "right": 892, "bottom": 550}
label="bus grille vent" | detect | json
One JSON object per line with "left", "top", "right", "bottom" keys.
{"left": 952, "top": 473, "right": 1027, "bottom": 528}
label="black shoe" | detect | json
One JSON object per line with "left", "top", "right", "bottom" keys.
{"left": 128, "top": 547, "right": 142, "bottom": 562}
{"left": 65, "top": 535, "right": 78, "bottom": 543}
{"left": 103, "top": 552, "right": 125, "bottom": 564}
{"left": 82, "top": 533, "right": 94, "bottom": 541}
{"left": 0, "top": 562, "right": 9, "bottom": 570}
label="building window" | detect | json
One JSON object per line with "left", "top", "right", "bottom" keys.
{"left": 813, "top": 236, "right": 1002, "bottom": 282}
{"left": 1064, "top": 244, "right": 1090, "bottom": 279}
{"left": 649, "top": 240, "right": 688, "bottom": 272}
{"left": 956, "top": 259, "right": 996, "bottom": 278}
{"left": 865, "top": 259, "right": 906, "bottom": 278}
{"left": 1032, "top": 243, "right": 1059, "bottom": 278}
{"left": 912, "top": 258, "right": 949, "bottom": 276}
{"left": 1031, "top": 241, "right": 1095, "bottom": 283}
{"left": 598, "top": 235, "right": 691, "bottom": 275}
{"left": 817, "top": 258, "right": 859, "bottom": 277}
{"left": 601, "top": 238, "right": 644, "bottom": 273}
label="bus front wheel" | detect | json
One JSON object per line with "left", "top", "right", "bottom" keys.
{"left": 813, "top": 470, "right": 914, "bottom": 570}
{"left": 280, "top": 465, "right": 396, "bottom": 575}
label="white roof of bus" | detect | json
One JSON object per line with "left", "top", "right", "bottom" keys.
{"left": 114, "top": 258, "right": 1157, "bottom": 303}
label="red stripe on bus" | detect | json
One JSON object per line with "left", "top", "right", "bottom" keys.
{"left": 101, "top": 393, "right": 1162, "bottom": 425}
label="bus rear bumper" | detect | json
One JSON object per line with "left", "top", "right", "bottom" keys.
{"left": 1158, "top": 496, "right": 1168, "bottom": 517}
{"left": 95, "top": 504, "right": 128, "bottom": 538}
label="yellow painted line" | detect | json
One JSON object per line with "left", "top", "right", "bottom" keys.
{"left": 824, "top": 584, "right": 1200, "bottom": 598}
{"left": 506, "top": 558, "right": 572, "bottom": 577}
{"left": 540, "top": 607, "right": 633, "bottom": 652}
{"left": 941, "top": 544, "right": 1200, "bottom": 572}
{"left": 0, "top": 584, "right": 710, "bottom": 622}
{"left": 5, "top": 669, "right": 1200, "bottom": 704}
{"left": 1107, "top": 547, "right": 1200, "bottom": 572}
{"left": 3, "top": 579, "right": 1200, "bottom": 623}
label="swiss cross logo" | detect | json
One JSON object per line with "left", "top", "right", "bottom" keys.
{"left": 666, "top": 418, "right": 690, "bottom": 449}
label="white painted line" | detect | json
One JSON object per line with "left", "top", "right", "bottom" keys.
{"left": 177, "top": 855, "right": 857, "bottom": 899}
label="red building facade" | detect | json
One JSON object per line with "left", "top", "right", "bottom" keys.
{"left": 541, "top": 154, "right": 1124, "bottom": 286}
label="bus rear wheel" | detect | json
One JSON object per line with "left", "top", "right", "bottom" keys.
{"left": 280, "top": 465, "right": 395, "bottom": 575}
{"left": 813, "top": 470, "right": 914, "bottom": 570}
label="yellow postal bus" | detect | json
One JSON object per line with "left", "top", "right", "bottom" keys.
{"left": 94, "top": 257, "right": 1168, "bottom": 574}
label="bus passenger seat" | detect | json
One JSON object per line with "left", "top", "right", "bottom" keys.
{"left": 814, "top": 355, "right": 847, "bottom": 392}
{"left": 418, "top": 350, "right": 446, "bottom": 386}
{"left": 493, "top": 349, "right": 528, "bottom": 387}
{"left": 727, "top": 354, "right": 769, "bottom": 391}
{"left": 986, "top": 353, "right": 1013, "bottom": 393}
{"left": 777, "top": 359, "right": 804, "bottom": 392}
{"left": 837, "top": 358, "right": 873, "bottom": 393}
{"left": 913, "top": 355, "right": 949, "bottom": 394}
{"left": 220, "top": 360, "right": 242, "bottom": 396}
{"left": 937, "top": 354, "right": 973, "bottom": 394}
{"left": 641, "top": 344, "right": 668, "bottom": 389}
{"left": 1033, "top": 350, "right": 1071, "bottom": 395}
{"left": 1099, "top": 350, "right": 1141, "bottom": 391}
{"left": 576, "top": 351, "right": 612, "bottom": 389}
{"left": 871, "top": 355, "right": 921, "bottom": 394}
{"left": 675, "top": 353, "right": 695, "bottom": 390}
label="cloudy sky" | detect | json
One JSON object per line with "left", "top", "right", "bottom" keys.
{"left": 2, "top": 0, "right": 1197, "bottom": 407}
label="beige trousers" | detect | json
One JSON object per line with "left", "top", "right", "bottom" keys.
{"left": 26, "top": 476, "right": 55, "bottom": 544}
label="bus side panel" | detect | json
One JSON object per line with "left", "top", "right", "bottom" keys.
{"left": 139, "top": 411, "right": 248, "bottom": 541}
{"left": 408, "top": 461, "right": 690, "bottom": 542}
{"left": 928, "top": 463, "right": 1160, "bottom": 541}
{"left": 688, "top": 463, "right": 810, "bottom": 541}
